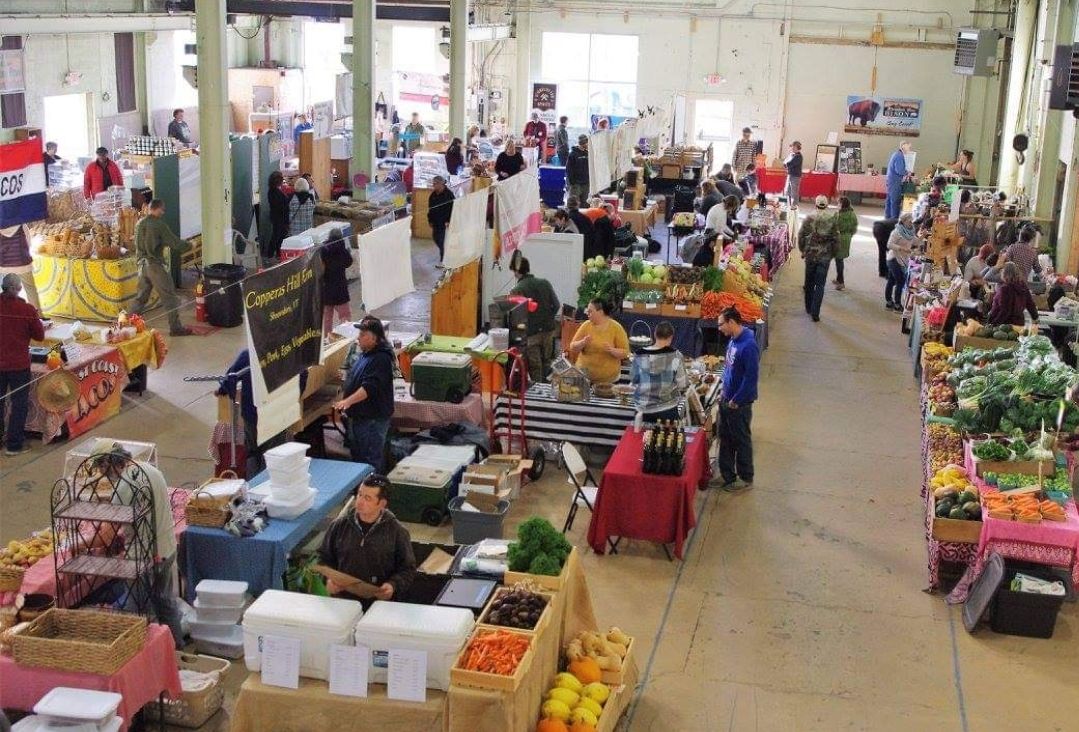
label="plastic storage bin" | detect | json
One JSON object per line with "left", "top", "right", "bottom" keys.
{"left": 354, "top": 601, "right": 474, "bottom": 691}
{"left": 263, "top": 442, "right": 310, "bottom": 471}
{"left": 193, "top": 598, "right": 248, "bottom": 624}
{"left": 448, "top": 496, "right": 510, "bottom": 544}
{"left": 194, "top": 625, "right": 245, "bottom": 659}
{"left": 991, "top": 565, "right": 1067, "bottom": 638}
{"left": 34, "top": 687, "right": 121, "bottom": 724}
{"left": 243, "top": 590, "right": 364, "bottom": 680}
{"left": 262, "top": 487, "right": 316, "bottom": 519}
{"left": 195, "top": 579, "right": 249, "bottom": 607}
{"left": 203, "top": 263, "right": 245, "bottom": 328}
{"left": 190, "top": 619, "right": 244, "bottom": 642}
{"left": 267, "top": 456, "right": 312, "bottom": 484}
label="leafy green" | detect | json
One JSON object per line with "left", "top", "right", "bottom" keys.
{"left": 625, "top": 257, "right": 645, "bottom": 280}
{"left": 507, "top": 516, "right": 572, "bottom": 575}
{"left": 701, "top": 266, "right": 724, "bottom": 292}
{"left": 577, "top": 269, "right": 627, "bottom": 310}
{"left": 972, "top": 439, "right": 1011, "bottom": 461}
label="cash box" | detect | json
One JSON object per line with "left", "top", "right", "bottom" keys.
{"left": 409, "top": 352, "right": 473, "bottom": 403}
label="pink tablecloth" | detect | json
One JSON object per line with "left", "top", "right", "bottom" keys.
{"left": 837, "top": 173, "right": 888, "bottom": 195}
{"left": 390, "top": 387, "right": 486, "bottom": 431}
{"left": 0, "top": 623, "right": 181, "bottom": 730}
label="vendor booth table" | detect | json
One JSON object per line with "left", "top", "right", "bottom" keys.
{"left": 837, "top": 173, "right": 888, "bottom": 196}
{"left": 757, "top": 168, "right": 838, "bottom": 201}
{"left": 390, "top": 379, "right": 486, "bottom": 431}
{"left": 493, "top": 383, "right": 641, "bottom": 450}
{"left": 0, "top": 624, "right": 181, "bottom": 731}
{"left": 621, "top": 202, "right": 659, "bottom": 236}
{"left": 26, "top": 343, "right": 128, "bottom": 444}
{"left": 587, "top": 426, "right": 710, "bottom": 560}
{"left": 32, "top": 255, "right": 157, "bottom": 321}
{"left": 180, "top": 459, "right": 370, "bottom": 601}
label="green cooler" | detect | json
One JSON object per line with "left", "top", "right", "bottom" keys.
{"left": 387, "top": 461, "right": 455, "bottom": 526}
{"left": 410, "top": 352, "right": 473, "bottom": 403}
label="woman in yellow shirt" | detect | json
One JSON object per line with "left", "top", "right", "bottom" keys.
{"left": 570, "top": 299, "right": 629, "bottom": 384}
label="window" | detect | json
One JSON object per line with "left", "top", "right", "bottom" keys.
{"left": 692, "top": 99, "right": 735, "bottom": 170}
{"left": 541, "top": 33, "right": 638, "bottom": 130}
{"left": 0, "top": 35, "right": 26, "bottom": 128}
{"left": 114, "top": 33, "right": 137, "bottom": 113}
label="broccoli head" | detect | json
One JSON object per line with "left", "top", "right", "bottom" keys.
{"left": 508, "top": 516, "right": 570, "bottom": 575}
{"left": 527, "top": 552, "right": 562, "bottom": 576}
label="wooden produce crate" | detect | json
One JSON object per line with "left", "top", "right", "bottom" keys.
{"left": 504, "top": 547, "right": 577, "bottom": 592}
{"left": 476, "top": 587, "right": 554, "bottom": 638}
{"left": 931, "top": 516, "right": 982, "bottom": 544}
{"left": 600, "top": 634, "right": 634, "bottom": 686}
{"left": 972, "top": 455, "right": 1055, "bottom": 478}
{"left": 621, "top": 300, "right": 661, "bottom": 315}
{"left": 180, "top": 234, "right": 202, "bottom": 271}
{"left": 660, "top": 302, "right": 701, "bottom": 318}
{"left": 450, "top": 628, "right": 534, "bottom": 692}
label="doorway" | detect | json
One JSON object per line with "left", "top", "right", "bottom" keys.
{"left": 43, "top": 93, "right": 92, "bottom": 159}
{"left": 690, "top": 98, "right": 735, "bottom": 174}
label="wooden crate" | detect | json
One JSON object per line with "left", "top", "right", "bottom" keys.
{"left": 450, "top": 628, "right": 534, "bottom": 692}
{"left": 660, "top": 302, "right": 701, "bottom": 318}
{"left": 180, "top": 235, "right": 202, "bottom": 271}
{"left": 503, "top": 547, "right": 577, "bottom": 592}
{"left": 931, "top": 516, "right": 982, "bottom": 544}
{"left": 621, "top": 300, "right": 661, "bottom": 315}
{"left": 476, "top": 587, "right": 555, "bottom": 638}
{"left": 599, "top": 634, "right": 634, "bottom": 686}
{"left": 972, "top": 456, "right": 1055, "bottom": 478}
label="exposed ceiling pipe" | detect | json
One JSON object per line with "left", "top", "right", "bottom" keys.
{"left": 0, "top": 13, "right": 193, "bottom": 34}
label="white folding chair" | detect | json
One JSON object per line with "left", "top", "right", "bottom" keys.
{"left": 560, "top": 442, "right": 617, "bottom": 553}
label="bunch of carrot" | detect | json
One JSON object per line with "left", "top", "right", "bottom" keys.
{"left": 699, "top": 291, "right": 764, "bottom": 322}
{"left": 459, "top": 629, "right": 531, "bottom": 675}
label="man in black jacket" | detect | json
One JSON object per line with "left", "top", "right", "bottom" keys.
{"left": 334, "top": 317, "right": 396, "bottom": 472}
{"left": 567, "top": 135, "right": 590, "bottom": 204}
{"left": 565, "top": 196, "right": 597, "bottom": 259}
{"left": 872, "top": 218, "right": 897, "bottom": 278}
{"left": 426, "top": 175, "right": 455, "bottom": 262}
{"left": 318, "top": 474, "right": 417, "bottom": 605}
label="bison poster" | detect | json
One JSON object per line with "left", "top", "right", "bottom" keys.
{"left": 845, "top": 95, "right": 922, "bottom": 137}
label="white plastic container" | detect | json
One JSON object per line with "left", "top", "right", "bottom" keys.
{"left": 280, "top": 234, "right": 314, "bottom": 260}
{"left": 13, "top": 717, "right": 123, "bottom": 732}
{"left": 243, "top": 590, "right": 364, "bottom": 680}
{"left": 190, "top": 618, "right": 243, "bottom": 642}
{"left": 194, "top": 629, "right": 245, "bottom": 659}
{"left": 267, "top": 478, "right": 312, "bottom": 503}
{"left": 407, "top": 444, "right": 478, "bottom": 472}
{"left": 263, "top": 441, "right": 310, "bottom": 471}
{"left": 353, "top": 601, "right": 474, "bottom": 691}
{"left": 193, "top": 598, "right": 249, "bottom": 624}
{"left": 262, "top": 486, "right": 316, "bottom": 519}
{"left": 195, "top": 579, "right": 249, "bottom": 608}
{"left": 33, "top": 687, "right": 121, "bottom": 724}
{"left": 267, "top": 456, "right": 312, "bottom": 485}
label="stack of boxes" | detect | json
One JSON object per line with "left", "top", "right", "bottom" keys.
{"left": 190, "top": 579, "right": 250, "bottom": 659}
{"left": 257, "top": 442, "right": 316, "bottom": 519}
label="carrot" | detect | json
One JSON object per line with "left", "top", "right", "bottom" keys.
{"left": 459, "top": 630, "right": 531, "bottom": 675}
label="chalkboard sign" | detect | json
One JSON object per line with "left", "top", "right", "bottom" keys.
{"left": 838, "top": 141, "right": 863, "bottom": 174}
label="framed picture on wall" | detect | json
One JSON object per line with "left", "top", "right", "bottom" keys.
{"left": 814, "top": 144, "right": 839, "bottom": 173}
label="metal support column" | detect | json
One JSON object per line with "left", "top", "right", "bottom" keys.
{"left": 195, "top": 0, "right": 231, "bottom": 265}
{"left": 352, "top": 0, "right": 375, "bottom": 201}
{"left": 449, "top": 0, "right": 469, "bottom": 141}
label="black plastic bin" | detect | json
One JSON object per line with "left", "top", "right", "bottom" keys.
{"left": 991, "top": 565, "right": 1067, "bottom": 638}
{"left": 203, "top": 263, "right": 246, "bottom": 328}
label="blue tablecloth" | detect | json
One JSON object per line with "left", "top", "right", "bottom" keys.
{"left": 181, "top": 459, "right": 371, "bottom": 601}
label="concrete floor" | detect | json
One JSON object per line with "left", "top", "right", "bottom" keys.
{"left": 4, "top": 210, "right": 1079, "bottom": 731}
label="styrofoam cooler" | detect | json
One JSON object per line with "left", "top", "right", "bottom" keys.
{"left": 196, "top": 579, "right": 249, "bottom": 608}
{"left": 244, "top": 590, "right": 364, "bottom": 680}
{"left": 281, "top": 233, "right": 315, "bottom": 261}
{"left": 354, "top": 601, "right": 474, "bottom": 691}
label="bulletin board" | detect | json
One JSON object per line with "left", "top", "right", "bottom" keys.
{"left": 837, "top": 141, "right": 863, "bottom": 174}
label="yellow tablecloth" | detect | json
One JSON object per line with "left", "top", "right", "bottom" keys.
{"left": 112, "top": 329, "right": 168, "bottom": 371}
{"left": 32, "top": 255, "right": 158, "bottom": 322}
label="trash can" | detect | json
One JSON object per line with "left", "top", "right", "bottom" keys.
{"left": 448, "top": 496, "right": 510, "bottom": 544}
{"left": 203, "top": 263, "right": 245, "bottom": 328}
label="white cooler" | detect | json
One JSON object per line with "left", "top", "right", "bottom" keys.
{"left": 354, "top": 601, "right": 474, "bottom": 691}
{"left": 243, "top": 590, "right": 363, "bottom": 680}
{"left": 280, "top": 233, "right": 314, "bottom": 261}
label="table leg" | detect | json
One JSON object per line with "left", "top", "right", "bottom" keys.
{"left": 125, "top": 364, "right": 148, "bottom": 395}
{"left": 662, "top": 544, "right": 674, "bottom": 562}
{"left": 159, "top": 692, "right": 166, "bottom": 731}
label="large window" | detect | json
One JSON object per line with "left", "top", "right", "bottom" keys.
{"left": 540, "top": 32, "right": 638, "bottom": 129}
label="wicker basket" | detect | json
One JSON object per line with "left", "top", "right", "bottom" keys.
{"left": 144, "top": 652, "right": 229, "bottom": 728}
{"left": 0, "top": 565, "right": 25, "bottom": 592}
{"left": 184, "top": 471, "right": 240, "bottom": 529}
{"left": 12, "top": 608, "right": 147, "bottom": 675}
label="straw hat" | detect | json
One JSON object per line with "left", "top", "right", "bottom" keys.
{"left": 36, "top": 369, "right": 79, "bottom": 414}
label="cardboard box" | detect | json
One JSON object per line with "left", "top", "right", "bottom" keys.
{"left": 931, "top": 516, "right": 982, "bottom": 544}
{"left": 660, "top": 163, "right": 682, "bottom": 179}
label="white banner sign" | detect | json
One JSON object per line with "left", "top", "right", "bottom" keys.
{"left": 494, "top": 172, "right": 541, "bottom": 256}
{"left": 356, "top": 216, "right": 415, "bottom": 311}
{"left": 442, "top": 187, "right": 488, "bottom": 270}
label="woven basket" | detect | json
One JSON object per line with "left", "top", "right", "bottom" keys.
{"left": 184, "top": 471, "right": 240, "bottom": 529}
{"left": 144, "top": 652, "right": 229, "bottom": 728}
{"left": 12, "top": 608, "right": 147, "bottom": 675}
{"left": 0, "top": 565, "right": 25, "bottom": 592}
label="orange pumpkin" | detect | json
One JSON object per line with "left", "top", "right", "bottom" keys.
{"left": 537, "top": 719, "right": 569, "bottom": 732}
{"left": 569, "top": 723, "right": 597, "bottom": 732}
{"left": 567, "top": 657, "right": 602, "bottom": 685}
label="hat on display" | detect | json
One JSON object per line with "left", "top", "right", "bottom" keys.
{"left": 814, "top": 195, "right": 828, "bottom": 209}
{"left": 35, "top": 369, "right": 80, "bottom": 414}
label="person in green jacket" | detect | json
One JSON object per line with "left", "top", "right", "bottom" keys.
{"left": 509, "top": 257, "right": 561, "bottom": 383}
{"left": 833, "top": 196, "right": 858, "bottom": 291}
{"left": 129, "top": 199, "right": 193, "bottom": 336}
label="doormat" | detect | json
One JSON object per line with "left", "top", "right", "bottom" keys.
{"left": 185, "top": 323, "right": 221, "bottom": 336}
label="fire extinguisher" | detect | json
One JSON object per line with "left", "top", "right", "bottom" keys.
{"left": 195, "top": 278, "right": 207, "bottom": 322}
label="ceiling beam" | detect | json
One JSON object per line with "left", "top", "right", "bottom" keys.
{"left": 170, "top": 0, "right": 450, "bottom": 23}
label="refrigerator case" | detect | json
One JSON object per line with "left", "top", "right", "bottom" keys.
{"left": 410, "top": 352, "right": 473, "bottom": 403}
{"left": 387, "top": 461, "right": 456, "bottom": 525}
{"left": 354, "top": 600, "right": 474, "bottom": 691}
{"left": 243, "top": 590, "right": 364, "bottom": 680}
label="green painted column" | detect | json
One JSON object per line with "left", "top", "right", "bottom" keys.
{"left": 195, "top": 0, "right": 232, "bottom": 265}
{"left": 352, "top": 0, "right": 375, "bottom": 201}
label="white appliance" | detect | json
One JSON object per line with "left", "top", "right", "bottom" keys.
{"left": 353, "top": 601, "right": 474, "bottom": 691}
{"left": 243, "top": 590, "right": 364, "bottom": 680}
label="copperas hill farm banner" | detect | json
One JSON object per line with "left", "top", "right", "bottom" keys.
{"left": 243, "top": 250, "right": 323, "bottom": 393}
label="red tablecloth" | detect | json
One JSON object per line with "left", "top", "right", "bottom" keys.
{"left": 26, "top": 343, "right": 130, "bottom": 444}
{"left": 587, "top": 427, "right": 710, "bottom": 559}
{"left": 757, "top": 168, "right": 838, "bottom": 200}
{"left": 837, "top": 173, "right": 888, "bottom": 195}
{"left": 0, "top": 623, "right": 181, "bottom": 730}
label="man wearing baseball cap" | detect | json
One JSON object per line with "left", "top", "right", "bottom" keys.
{"left": 796, "top": 196, "right": 839, "bottom": 322}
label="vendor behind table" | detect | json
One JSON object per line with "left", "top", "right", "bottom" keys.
{"left": 509, "top": 256, "right": 561, "bottom": 383}
{"left": 569, "top": 298, "right": 629, "bottom": 385}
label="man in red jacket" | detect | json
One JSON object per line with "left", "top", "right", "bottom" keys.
{"left": 83, "top": 147, "right": 123, "bottom": 200}
{"left": 0, "top": 274, "right": 45, "bottom": 455}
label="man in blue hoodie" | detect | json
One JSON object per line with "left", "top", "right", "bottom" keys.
{"left": 334, "top": 317, "right": 396, "bottom": 472}
{"left": 714, "top": 307, "right": 760, "bottom": 492}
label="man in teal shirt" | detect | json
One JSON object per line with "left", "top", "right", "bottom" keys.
{"left": 509, "top": 257, "right": 561, "bottom": 383}
{"left": 129, "top": 199, "right": 193, "bottom": 336}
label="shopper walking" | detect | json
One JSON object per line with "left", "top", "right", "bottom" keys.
{"left": 567, "top": 135, "right": 590, "bottom": 203}
{"left": 427, "top": 175, "right": 455, "bottom": 262}
{"left": 833, "top": 196, "right": 858, "bottom": 291}
{"left": 783, "top": 141, "right": 803, "bottom": 208}
{"left": 732, "top": 127, "right": 757, "bottom": 176}
{"left": 404, "top": 113, "right": 425, "bottom": 156}
{"left": 797, "top": 196, "right": 839, "bottom": 322}
{"left": 265, "top": 170, "right": 289, "bottom": 263}
{"left": 0, "top": 274, "right": 44, "bottom": 456}
{"left": 129, "top": 199, "right": 193, "bottom": 336}
{"left": 885, "top": 140, "right": 912, "bottom": 219}
{"left": 321, "top": 228, "right": 354, "bottom": 336}
{"left": 873, "top": 218, "right": 898, "bottom": 278}
{"left": 631, "top": 321, "right": 688, "bottom": 424}
{"left": 554, "top": 116, "right": 571, "bottom": 165}
{"left": 988, "top": 262, "right": 1039, "bottom": 327}
{"left": 82, "top": 147, "right": 123, "bottom": 200}
{"left": 444, "top": 137, "right": 465, "bottom": 175}
{"left": 885, "top": 212, "right": 916, "bottom": 311}
{"left": 288, "top": 177, "right": 316, "bottom": 236}
{"left": 334, "top": 317, "right": 395, "bottom": 472}
{"left": 510, "top": 257, "right": 561, "bottom": 383}
{"left": 714, "top": 307, "right": 759, "bottom": 491}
